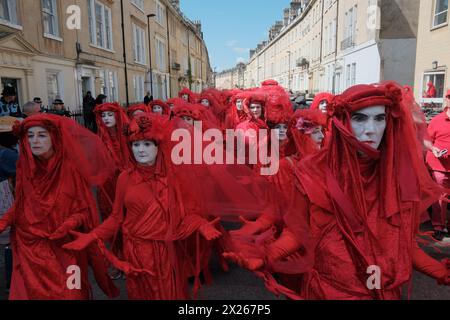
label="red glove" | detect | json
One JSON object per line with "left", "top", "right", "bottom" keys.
{"left": 199, "top": 218, "right": 222, "bottom": 241}
{"left": 49, "top": 217, "right": 80, "bottom": 240}
{"left": 266, "top": 229, "right": 301, "bottom": 264}
{"left": 62, "top": 230, "right": 97, "bottom": 251}
{"left": 230, "top": 216, "right": 274, "bottom": 237}
{"left": 413, "top": 245, "right": 450, "bottom": 285}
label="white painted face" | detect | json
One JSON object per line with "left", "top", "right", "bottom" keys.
{"left": 131, "top": 140, "right": 158, "bottom": 166}
{"left": 101, "top": 111, "right": 116, "bottom": 128}
{"left": 168, "top": 103, "right": 174, "bottom": 110}
{"left": 132, "top": 110, "right": 144, "bottom": 118}
{"left": 250, "top": 103, "right": 262, "bottom": 119}
{"left": 236, "top": 99, "right": 243, "bottom": 111}
{"left": 274, "top": 123, "right": 288, "bottom": 141}
{"left": 309, "top": 126, "right": 324, "bottom": 148}
{"left": 350, "top": 105, "right": 387, "bottom": 150}
{"left": 181, "top": 115, "right": 194, "bottom": 126}
{"left": 201, "top": 99, "right": 210, "bottom": 107}
{"left": 182, "top": 94, "right": 189, "bottom": 101}
{"left": 27, "top": 126, "right": 54, "bottom": 158}
{"left": 319, "top": 100, "right": 328, "bottom": 113}
{"left": 152, "top": 105, "right": 163, "bottom": 115}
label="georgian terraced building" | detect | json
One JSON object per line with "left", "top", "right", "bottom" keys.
{"left": 0, "top": 0, "right": 213, "bottom": 110}
{"left": 220, "top": 0, "right": 420, "bottom": 94}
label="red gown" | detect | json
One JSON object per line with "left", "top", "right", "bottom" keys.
{"left": 0, "top": 114, "right": 118, "bottom": 300}
{"left": 92, "top": 167, "right": 209, "bottom": 300}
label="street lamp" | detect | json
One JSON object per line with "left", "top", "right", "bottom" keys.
{"left": 287, "top": 51, "right": 292, "bottom": 91}
{"left": 147, "top": 14, "right": 156, "bottom": 97}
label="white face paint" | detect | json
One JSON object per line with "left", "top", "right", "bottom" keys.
{"left": 274, "top": 123, "right": 288, "bottom": 141}
{"left": 182, "top": 94, "right": 189, "bottom": 101}
{"left": 319, "top": 100, "right": 328, "bottom": 113}
{"left": 201, "top": 99, "right": 210, "bottom": 107}
{"left": 27, "top": 126, "right": 54, "bottom": 158}
{"left": 236, "top": 99, "right": 243, "bottom": 111}
{"left": 250, "top": 103, "right": 262, "bottom": 119}
{"left": 101, "top": 111, "right": 116, "bottom": 128}
{"left": 131, "top": 140, "right": 158, "bottom": 166}
{"left": 181, "top": 115, "right": 194, "bottom": 126}
{"left": 152, "top": 105, "right": 163, "bottom": 115}
{"left": 309, "top": 126, "right": 324, "bottom": 148}
{"left": 350, "top": 105, "right": 387, "bottom": 150}
{"left": 168, "top": 103, "right": 174, "bottom": 110}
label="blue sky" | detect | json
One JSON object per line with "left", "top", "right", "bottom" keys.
{"left": 181, "top": 1, "right": 291, "bottom": 72}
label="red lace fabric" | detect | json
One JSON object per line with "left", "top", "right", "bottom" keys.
{"left": 280, "top": 82, "right": 443, "bottom": 299}
{"left": 3, "top": 114, "right": 118, "bottom": 299}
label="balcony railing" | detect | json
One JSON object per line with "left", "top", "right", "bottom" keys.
{"left": 341, "top": 36, "right": 355, "bottom": 51}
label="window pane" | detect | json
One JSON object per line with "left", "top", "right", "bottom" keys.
{"left": 0, "top": 0, "right": 10, "bottom": 21}
{"left": 436, "top": 0, "right": 448, "bottom": 14}
{"left": 105, "top": 8, "right": 111, "bottom": 49}
{"left": 95, "top": 3, "right": 103, "bottom": 46}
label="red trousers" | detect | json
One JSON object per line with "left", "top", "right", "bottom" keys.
{"left": 431, "top": 171, "right": 450, "bottom": 231}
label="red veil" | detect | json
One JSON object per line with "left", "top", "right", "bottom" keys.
{"left": 94, "top": 102, "right": 133, "bottom": 171}
{"left": 7, "top": 114, "right": 118, "bottom": 299}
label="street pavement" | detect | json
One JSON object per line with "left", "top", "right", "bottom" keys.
{"left": 1, "top": 222, "right": 450, "bottom": 300}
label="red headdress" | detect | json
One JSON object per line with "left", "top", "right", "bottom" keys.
{"left": 127, "top": 103, "right": 151, "bottom": 119}
{"left": 94, "top": 102, "right": 133, "bottom": 170}
{"left": 310, "top": 92, "right": 334, "bottom": 111}
{"left": 172, "top": 102, "right": 204, "bottom": 121}
{"left": 149, "top": 99, "right": 170, "bottom": 115}
{"left": 178, "top": 87, "right": 196, "bottom": 103}
{"left": 286, "top": 109, "right": 326, "bottom": 157}
{"left": 265, "top": 95, "right": 294, "bottom": 126}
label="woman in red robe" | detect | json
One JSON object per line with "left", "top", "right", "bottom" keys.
{"left": 63, "top": 113, "right": 222, "bottom": 300}
{"left": 94, "top": 102, "right": 132, "bottom": 220}
{"left": 233, "top": 82, "right": 450, "bottom": 299}
{"left": 0, "top": 114, "right": 118, "bottom": 300}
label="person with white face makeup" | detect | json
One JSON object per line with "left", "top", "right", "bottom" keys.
{"left": 226, "top": 82, "right": 450, "bottom": 300}
{"left": 149, "top": 100, "right": 169, "bottom": 117}
{"left": 64, "top": 113, "right": 222, "bottom": 300}
{"left": 94, "top": 103, "right": 133, "bottom": 279}
{"left": 0, "top": 114, "right": 118, "bottom": 300}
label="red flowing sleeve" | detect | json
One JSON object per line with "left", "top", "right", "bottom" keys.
{"left": 92, "top": 171, "right": 128, "bottom": 241}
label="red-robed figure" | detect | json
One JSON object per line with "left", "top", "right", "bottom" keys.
{"left": 228, "top": 82, "right": 450, "bottom": 299}
{"left": 63, "top": 113, "right": 222, "bottom": 300}
{"left": 0, "top": 114, "right": 118, "bottom": 300}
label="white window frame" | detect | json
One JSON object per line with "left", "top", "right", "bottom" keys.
{"left": 420, "top": 71, "right": 446, "bottom": 105}
{"left": 88, "top": 0, "right": 114, "bottom": 51}
{"left": 0, "top": 0, "right": 20, "bottom": 28}
{"left": 155, "top": 36, "right": 167, "bottom": 72}
{"left": 131, "top": 0, "right": 144, "bottom": 11}
{"left": 134, "top": 75, "right": 145, "bottom": 102}
{"left": 156, "top": 0, "right": 165, "bottom": 27}
{"left": 46, "top": 70, "right": 63, "bottom": 105}
{"left": 432, "top": 0, "right": 449, "bottom": 28}
{"left": 133, "top": 23, "right": 146, "bottom": 65}
{"left": 42, "top": 0, "right": 60, "bottom": 39}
